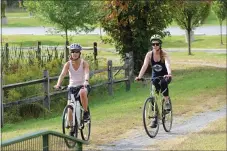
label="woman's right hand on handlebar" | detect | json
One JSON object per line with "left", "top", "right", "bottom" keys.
{"left": 54, "top": 85, "right": 61, "bottom": 90}
{"left": 135, "top": 76, "right": 140, "bottom": 81}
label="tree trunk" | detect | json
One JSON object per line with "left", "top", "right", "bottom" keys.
{"left": 64, "top": 29, "right": 69, "bottom": 62}
{"left": 187, "top": 15, "right": 192, "bottom": 55}
{"left": 187, "top": 29, "right": 192, "bottom": 55}
{"left": 220, "top": 22, "right": 223, "bottom": 45}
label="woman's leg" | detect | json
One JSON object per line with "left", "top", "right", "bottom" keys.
{"left": 79, "top": 86, "right": 90, "bottom": 121}
{"left": 79, "top": 87, "right": 88, "bottom": 112}
{"left": 161, "top": 77, "right": 171, "bottom": 99}
{"left": 67, "top": 91, "right": 73, "bottom": 126}
{"left": 161, "top": 77, "right": 172, "bottom": 110}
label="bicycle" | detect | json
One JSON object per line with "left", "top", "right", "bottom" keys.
{"left": 138, "top": 76, "right": 173, "bottom": 138}
{"left": 55, "top": 85, "right": 91, "bottom": 147}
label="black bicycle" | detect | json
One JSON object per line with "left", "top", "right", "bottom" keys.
{"left": 139, "top": 76, "right": 173, "bottom": 138}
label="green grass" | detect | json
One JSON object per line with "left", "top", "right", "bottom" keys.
{"left": 2, "top": 35, "right": 227, "bottom": 49}
{"left": 170, "top": 10, "right": 226, "bottom": 27}
{"left": 6, "top": 12, "right": 30, "bottom": 17}
{"left": 2, "top": 17, "right": 51, "bottom": 27}
{"left": 171, "top": 117, "right": 226, "bottom": 150}
{"left": 1, "top": 64, "right": 226, "bottom": 146}
{"left": 4, "top": 9, "right": 224, "bottom": 27}
{"left": 2, "top": 35, "right": 112, "bottom": 48}
{"left": 162, "top": 35, "right": 226, "bottom": 49}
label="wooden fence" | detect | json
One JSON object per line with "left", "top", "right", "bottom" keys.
{"left": 2, "top": 41, "right": 98, "bottom": 66}
{"left": 1, "top": 51, "right": 134, "bottom": 127}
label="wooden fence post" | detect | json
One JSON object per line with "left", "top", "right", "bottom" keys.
{"left": 125, "top": 53, "right": 130, "bottom": 91}
{"left": 107, "top": 60, "right": 113, "bottom": 96}
{"left": 128, "top": 51, "right": 134, "bottom": 82}
{"left": 65, "top": 41, "right": 69, "bottom": 62}
{"left": 43, "top": 70, "right": 50, "bottom": 110}
{"left": 37, "top": 41, "right": 41, "bottom": 64}
{"left": 5, "top": 43, "right": 9, "bottom": 69}
{"left": 1, "top": 75, "right": 4, "bottom": 128}
{"left": 93, "top": 42, "right": 98, "bottom": 61}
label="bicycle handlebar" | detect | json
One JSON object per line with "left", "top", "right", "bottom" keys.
{"left": 53, "top": 85, "right": 90, "bottom": 91}
{"left": 53, "top": 86, "right": 68, "bottom": 91}
{"left": 136, "top": 76, "right": 165, "bottom": 82}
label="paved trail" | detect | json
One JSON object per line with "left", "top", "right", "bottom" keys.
{"left": 97, "top": 106, "right": 226, "bottom": 150}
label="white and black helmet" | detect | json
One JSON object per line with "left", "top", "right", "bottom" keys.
{"left": 150, "top": 34, "right": 162, "bottom": 44}
{"left": 67, "top": 43, "right": 82, "bottom": 51}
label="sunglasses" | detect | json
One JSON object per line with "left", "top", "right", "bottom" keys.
{"left": 152, "top": 43, "right": 160, "bottom": 46}
{"left": 71, "top": 50, "right": 80, "bottom": 53}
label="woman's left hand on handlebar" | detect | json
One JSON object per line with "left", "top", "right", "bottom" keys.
{"left": 83, "top": 81, "right": 89, "bottom": 87}
{"left": 164, "top": 74, "right": 172, "bottom": 79}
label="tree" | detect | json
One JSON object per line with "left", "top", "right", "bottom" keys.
{"left": 24, "top": 0, "right": 99, "bottom": 62}
{"left": 100, "top": 0, "right": 173, "bottom": 73}
{"left": 1, "top": 0, "right": 7, "bottom": 17}
{"left": 212, "top": 0, "right": 227, "bottom": 45}
{"left": 171, "top": 1, "right": 211, "bottom": 55}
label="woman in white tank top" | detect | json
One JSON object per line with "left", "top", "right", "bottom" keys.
{"left": 54, "top": 43, "right": 90, "bottom": 123}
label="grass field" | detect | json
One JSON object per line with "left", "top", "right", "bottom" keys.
{"left": 4, "top": 8, "right": 224, "bottom": 27}
{"left": 2, "top": 35, "right": 226, "bottom": 49}
{"left": 155, "top": 117, "right": 226, "bottom": 150}
{"left": 1, "top": 52, "right": 226, "bottom": 150}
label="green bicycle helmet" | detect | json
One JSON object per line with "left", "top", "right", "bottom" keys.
{"left": 150, "top": 34, "right": 162, "bottom": 44}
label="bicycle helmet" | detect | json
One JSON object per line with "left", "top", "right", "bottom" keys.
{"left": 150, "top": 34, "right": 162, "bottom": 44}
{"left": 67, "top": 43, "right": 82, "bottom": 51}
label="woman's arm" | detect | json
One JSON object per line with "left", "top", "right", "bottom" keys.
{"left": 138, "top": 51, "right": 152, "bottom": 79}
{"left": 83, "top": 60, "right": 90, "bottom": 81}
{"left": 164, "top": 51, "right": 171, "bottom": 75}
{"left": 55, "top": 62, "right": 69, "bottom": 87}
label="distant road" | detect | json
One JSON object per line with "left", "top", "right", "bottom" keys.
{"left": 1, "top": 26, "right": 226, "bottom": 36}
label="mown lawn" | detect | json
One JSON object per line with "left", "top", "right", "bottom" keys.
{"left": 2, "top": 64, "right": 226, "bottom": 147}
{"left": 2, "top": 35, "right": 226, "bottom": 49}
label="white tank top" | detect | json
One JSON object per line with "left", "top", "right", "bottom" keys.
{"left": 68, "top": 59, "right": 85, "bottom": 87}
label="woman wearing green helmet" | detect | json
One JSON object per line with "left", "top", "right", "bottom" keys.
{"left": 135, "top": 34, "right": 172, "bottom": 127}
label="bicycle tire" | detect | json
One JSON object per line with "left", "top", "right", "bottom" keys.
{"left": 162, "top": 98, "right": 173, "bottom": 132}
{"left": 80, "top": 107, "right": 91, "bottom": 141}
{"left": 143, "top": 97, "right": 159, "bottom": 138}
{"left": 62, "top": 105, "right": 78, "bottom": 148}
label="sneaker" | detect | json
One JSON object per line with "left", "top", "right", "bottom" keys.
{"left": 165, "top": 101, "right": 171, "bottom": 111}
{"left": 149, "top": 118, "right": 157, "bottom": 128}
{"left": 83, "top": 111, "right": 90, "bottom": 122}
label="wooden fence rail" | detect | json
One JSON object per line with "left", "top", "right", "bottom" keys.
{"left": 1, "top": 52, "right": 134, "bottom": 127}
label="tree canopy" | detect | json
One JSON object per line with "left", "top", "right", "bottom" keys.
{"left": 24, "top": 0, "right": 99, "bottom": 61}
{"left": 171, "top": 0, "right": 211, "bottom": 55}
{"left": 212, "top": 0, "right": 227, "bottom": 44}
{"left": 100, "top": 0, "right": 173, "bottom": 73}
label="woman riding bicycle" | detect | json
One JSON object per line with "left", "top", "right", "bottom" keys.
{"left": 135, "top": 34, "right": 172, "bottom": 126}
{"left": 54, "top": 43, "right": 91, "bottom": 125}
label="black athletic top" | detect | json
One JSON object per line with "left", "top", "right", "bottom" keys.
{"left": 151, "top": 52, "right": 168, "bottom": 79}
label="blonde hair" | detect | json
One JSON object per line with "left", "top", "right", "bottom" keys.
{"left": 160, "top": 48, "right": 166, "bottom": 63}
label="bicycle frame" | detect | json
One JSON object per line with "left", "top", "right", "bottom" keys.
{"left": 70, "top": 93, "right": 84, "bottom": 129}
{"left": 149, "top": 77, "right": 167, "bottom": 120}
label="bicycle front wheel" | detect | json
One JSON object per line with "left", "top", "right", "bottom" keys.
{"left": 162, "top": 98, "right": 173, "bottom": 132}
{"left": 143, "top": 97, "right": 159, "bottom": 138}
{"left": 62, "top": 105, "right": 78, "bottom": 148}
{"left": 80, "top": 107, "right": 91, "bottom": 141}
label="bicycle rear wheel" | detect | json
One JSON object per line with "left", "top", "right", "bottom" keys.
{"left": 143, "top": 97, "right": 159, "bottom": 138}
{"left": 62, "top": 105, "right": 78, "bottom": 148}
{"left": 162, "top": 98, "right": 173, "bottom": 132}
{"left": 80, "top": 107, "right": 91, "bottom": 141}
